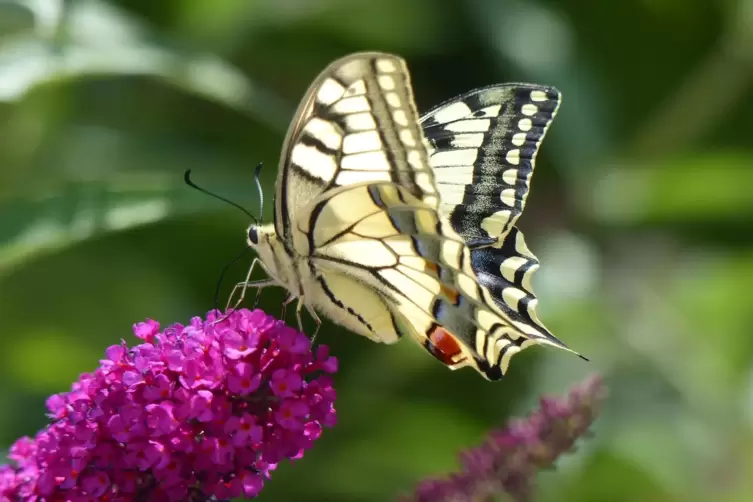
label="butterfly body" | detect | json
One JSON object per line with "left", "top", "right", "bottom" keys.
{"left": 244, "top": 52, "right": 579, "bottom": 380}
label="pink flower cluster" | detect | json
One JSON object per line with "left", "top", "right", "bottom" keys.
{"left": 0, "top": 309, "right": 338, "bottom": 501}
{"left": 403, "top": 375, "right": 606, "bottom": 502}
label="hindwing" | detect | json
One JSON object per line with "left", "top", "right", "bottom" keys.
{"left": 469, "top": 226, "right": 560, "bottom": 343}
{"left": 294, "top": 182, "right": 571, "bottom": 380}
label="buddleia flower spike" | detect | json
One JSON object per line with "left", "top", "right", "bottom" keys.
{"left": 0, "top": 308, "right": 338, "bottom": 501}
{"left": 402, "top": 375, "right": 607, "bottom": 502}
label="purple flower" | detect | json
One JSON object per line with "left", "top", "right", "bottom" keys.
{"left": 276, "top": 400, "right": 310, "bottom": 431}
{"left": 0, "top": 308, "right": 338, "bottom": 501}
{"left": 402, "top": 375, "right": 607, "bottom": 502}
{"left": 270, "top": 368, "right": 303, "bottom": 398}
{"left": 227, "top": 361, "right": 263, "bottom": 395}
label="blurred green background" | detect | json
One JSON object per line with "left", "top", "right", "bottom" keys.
{"left": 2, "top": 0, "right": 753, "bottom": 500}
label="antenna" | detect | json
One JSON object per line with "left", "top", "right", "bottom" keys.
{"left": 253, "top": 163, "right": 264, "bottom": 219}
{"left": 184, "top": 169, "right": 258, "bottom": 224}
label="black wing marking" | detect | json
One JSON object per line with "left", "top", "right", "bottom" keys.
{"left": 420, "top": 84, "right": 560, "bottom": 246}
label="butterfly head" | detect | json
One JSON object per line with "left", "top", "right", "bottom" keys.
{"left": 245, "top": 222, "right": 278, "bottom": 256}
{"left": 245, "top": 221, "right": 291, "bottom": 283}
{"left": 245, "top": 222, "right": 278, "bottom": 250}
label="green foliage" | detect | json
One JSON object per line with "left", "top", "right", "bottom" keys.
{"left": 2, "top": 0, "right": 752, "bottom": 500}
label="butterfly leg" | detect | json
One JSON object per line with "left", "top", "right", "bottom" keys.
{"left": 214, "top": 278, "right": 275, "bottom": 325}
{"left": 226, "top": 278, "right": 276, "bottom": 313}
{"left": 253, "top": 286, "right": 264, "bottom": 309}
{"left": 306, "top": 304, "right": 322, "bottom": 343}
{"left": 226, "top": 257, "right": 259, "bottom": 312}
{"left": 281, "top": 294, "right": 296, "bottom": 320}
{"left": 225, "top": 258, "right": 278, "bottom": 312}
{"left": 295, "top": 298, "right": 306, "bottom": 332}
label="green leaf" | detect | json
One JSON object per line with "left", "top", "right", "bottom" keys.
{"left": 0, "top": 0, "right": 291, "bottom": 130}
{"left": 589, "top": 152, "right": 753, "bottom": 224}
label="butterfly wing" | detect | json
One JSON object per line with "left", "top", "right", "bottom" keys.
{"left": 469, "top": 226, "right": 559, "bottom": 342}
{"left": 421, "top": 84, "right": 566, "bottom": 349}
{"left": 292, "top": 182, "right": 573, "bottom": 380}
{"left": 420, "top": 84, "right": 560, "bottom": 246}
{"left": 274, "top": 52, "right": 439, "bottom": 247}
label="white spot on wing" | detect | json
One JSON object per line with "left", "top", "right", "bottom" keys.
{"left": 502, "top": 287, "right": 526, "bottom": 311}
{"left": 502, "top": 169, "right": 518, "bottom": 186}
{"left": 505, "top": 149, "right": 521, "bottom": 165}
{"left": 407, "top": 150, "right": 426, "bottom": 171}
{"left": 345, "top": 112, "right": 376, "bottom": 131}
{"left": 304, "top": 118, "right": 343, "bottom": 150}
{"left": 500, "top": 188, "right": 516, "bottom": 207}
{"left": 377, "top": 59, "right": 397, "bottom": 73}
{"left": 446, "top": 119, "right": 491, "bottom": 133}
{"left": 435, "top": 165, "right": 474, "bottom": 184}
{"left": 518, "top": 118, "right": 533, "bottom": 131}
{"left": 499, "top": 343, "right": 521, "bottom": 375}
{"left": 343, "top": 131, "right": 382, "bottom": 154}
{"left": 500, "top": 256, "right": 527, "bottom": 282}
{"left": 480, "top": 210, "right": 512, "bottom": 237}
{"left": 432, "top": 149, "right": 477, "bottom": 167}
{"left": 332, "top": 96, "right": 371, "bottom": 114}
{"left": 317, "top": 78, "right": 345, "bottom": 106}
{"left": 378, "top": 75, "right": 395, "bottom": 90}
{"left": 521, "top": 264, "right": 537, "bottom": 293}
{"left": 478, "top": 104, "right": 502, "bottom": 117}
{"left": 385, "top": 92, "right": 401, "bottom": 108}
{"left": 512, "top": 132, "right": 527, "bottom": 147}
{"left": 341, "top": 151, "right": 390, "bottom": 171}
{"left": 521, "top": 104, "right": 538, "bottom": 116}
{"left": 530, "top": 90, "right": 548, "bottom": 102}
{"left": 451, "top": 133, "right": 484, "bottom": 148}
{"left": 346, "top": 80, "right": 367, "bottom": 96}
{"left": 291, "top": 144, "right": 337, "bottom": 180}
{"left": 457, "top": 274, "right": 479, "bottom": 300}
{"left": 399, "top": 129, "right": 416, "bottom": 147}
{"left": 393, "top": 110, "right": 409, "bottom": 126}
{"left": 439, "top": 239, "right": 462, "bottom": 266}
{"left": 433, "top": 102, "right": 471, "bottom": 123}
{"left": 415, "top": 172, "right": 436, "bottom": 196}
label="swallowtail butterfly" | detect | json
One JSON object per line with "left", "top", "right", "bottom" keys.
{"left": 242, "top": 52, "right": 581, "bottom": 380}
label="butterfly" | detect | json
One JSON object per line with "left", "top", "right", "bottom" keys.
{"left": 240, "top": 52, "right": 581, "bottom": 380}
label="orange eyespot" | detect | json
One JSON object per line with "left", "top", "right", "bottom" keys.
{"left": 439, "top": 284, "right": 459, "bottom": 304}
{"left": 424, "top": 261, "right": 439, "bottom": 275}
{"left": 424, "top": 326, "right": 466, "bottom": 366}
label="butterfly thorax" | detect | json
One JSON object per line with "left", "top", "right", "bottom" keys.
{"left": 247, "top": 223, "right": 303, "bottom": 297}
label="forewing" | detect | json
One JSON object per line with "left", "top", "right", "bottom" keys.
{"left": 275, "top": 52, "right": 438, "bottom": 245}
{"left": 295, "top": 182, "right": 574, "bottom": 380}
{"left": 420, "top": 84, "right": 560, "bottom": 246}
